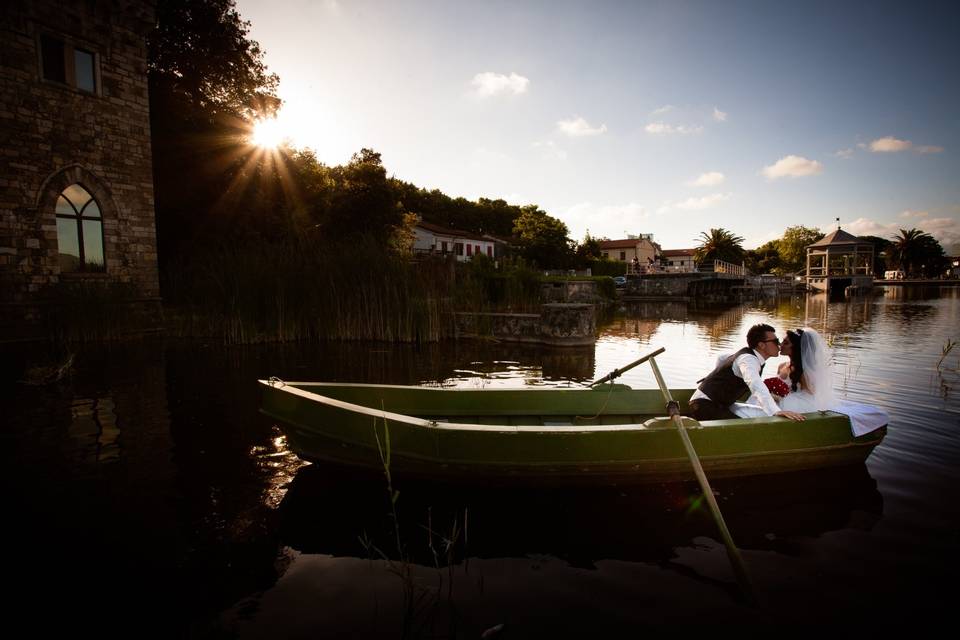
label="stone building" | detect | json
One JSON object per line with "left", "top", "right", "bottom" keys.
{"left": 0, "top": 1, "right": 160, "bottom": 339}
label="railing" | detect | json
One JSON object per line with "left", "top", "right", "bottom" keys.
{"left": 712, "top": 259, "right": 744, "bottom": 276}
{"left": 627, "top": 263, "right": 661, "bottom": 276}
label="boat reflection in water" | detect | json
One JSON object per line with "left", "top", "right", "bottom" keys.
{"left": 277, "top": 462, "right": 882, "bottom": 568}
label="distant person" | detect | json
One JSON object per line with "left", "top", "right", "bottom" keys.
{"left": 688, "top": 323, "right": 805, "bottom": 422}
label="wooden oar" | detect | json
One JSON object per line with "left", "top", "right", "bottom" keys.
{"left": 647, "top": 353, "right": 757, "bottom": 606}
{"left": 588, "top": 347, "right": 665, "bottom": 387}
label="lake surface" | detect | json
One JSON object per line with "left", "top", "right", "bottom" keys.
{"left": 3, "top": 285, "right": 958, "bottom": 636}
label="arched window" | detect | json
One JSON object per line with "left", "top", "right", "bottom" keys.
{"left": 56, "top": 184, "right": 105, "bottom": 272}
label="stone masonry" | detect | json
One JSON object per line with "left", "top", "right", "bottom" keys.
{"left": 0, "top": 1, "right": 160, "bottom": 338}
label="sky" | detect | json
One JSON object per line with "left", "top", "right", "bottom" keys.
{"left": 235, "top": 0, "right": 960, "bottom": 252}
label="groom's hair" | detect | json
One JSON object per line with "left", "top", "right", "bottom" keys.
{"left": 746, "top": 323, "right": 775, "bottom": 349}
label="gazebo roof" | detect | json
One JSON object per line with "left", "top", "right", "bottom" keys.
{"left": 807, "top": 228, "right": 871, "bottom": 248}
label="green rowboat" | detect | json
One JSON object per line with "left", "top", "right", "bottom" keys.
{"left": 258, "top": 380, "right": 886, "bottom": 484}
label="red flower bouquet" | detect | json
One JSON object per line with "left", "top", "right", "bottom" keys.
{"left": 764, "top": 377, "right": 790, "bottom": 398}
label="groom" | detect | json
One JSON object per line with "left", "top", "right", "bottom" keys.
{"left": 688, "top": 323, "right": 805, "bottom": 422}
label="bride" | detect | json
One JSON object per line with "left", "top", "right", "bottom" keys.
{"left": 776, "top": 327, "right": 888, "bottom": 436}
{"left": 778, "top": 328, "right": 835, "bottom": 412}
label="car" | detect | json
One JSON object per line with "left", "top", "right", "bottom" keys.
{"left": 613, "top": 276, "right": 627, "bottom": 287}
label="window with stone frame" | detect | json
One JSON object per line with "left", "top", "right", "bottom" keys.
{"left": 56, "top": 184, "right": 105, "bottom": 273}
{"left": 40, "top": 34, "right": 97, "bottom": 93}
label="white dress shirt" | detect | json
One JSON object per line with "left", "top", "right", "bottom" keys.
{"left": 690, "top": 349, "right": 780, "bottom": 417}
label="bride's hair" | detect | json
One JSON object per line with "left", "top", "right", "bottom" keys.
{"left": 787, "top": 329, "right": 804, "bottom": 391}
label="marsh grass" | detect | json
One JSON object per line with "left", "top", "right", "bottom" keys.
{"left": 360, "top": 410, "right": 473, "bottom": 637}
{"left": 937, "top": 338, "right": 957, "bottom": 372}
{"left": 164, "top": 238, "right": 552, "bottom": 343}
{"left": 165, "top": 236, "right": 456, "bottom": 344}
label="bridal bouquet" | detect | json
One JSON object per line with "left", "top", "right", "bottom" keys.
{"left": 764, "top": 377, "right": 790, "bottom": 399}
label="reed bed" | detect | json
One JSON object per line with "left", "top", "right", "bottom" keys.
{"left": 165, "top": 236, "right": 547, "bottom": 344}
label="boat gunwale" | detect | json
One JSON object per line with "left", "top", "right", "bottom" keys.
{"left": 257, "top": 379, "right": 850, "bottom": 434}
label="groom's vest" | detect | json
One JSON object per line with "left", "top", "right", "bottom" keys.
{"left": 697, "top": 346, "right": 762, "bottom": 406}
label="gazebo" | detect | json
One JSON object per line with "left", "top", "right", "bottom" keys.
{"left": 805, "top": 228, "right": 874, "bottom": 293}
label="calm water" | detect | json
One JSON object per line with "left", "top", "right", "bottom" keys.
{"left": 3, "top": 285, "right": 958, "bottom": 636}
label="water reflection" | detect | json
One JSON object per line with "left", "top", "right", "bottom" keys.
{"left": 67, "top": 396, "right": 121, "bottom": 463}
{"left": 278, "top": 464, "right": 882, "bottom": 568}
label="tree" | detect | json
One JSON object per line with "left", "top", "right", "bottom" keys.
{"left": 512, "top": 206, "right": 574, "bottom": 269}
{"left": 575, "top": 232, "right": 603, "bottom": 268}
{"left": 858, "top": 235, "right": 893, "bottom": 275}
{"left": 324, "top": 149, "right": 405, "bottom": 245}
{"left": 148, "top": 0, "right": 283, "bottom": 278}
{"left": 913, "top": 233, "right": 949, "bottom": 278}
{"left": 744, "top": 240, "right": 782, "bottom": 274}
{"left": 891, "top": 228, "right": 932, "bottom": 277}
{"left": 694, "top": 228, "right": 745, "bottom": 266}
{"left": 778, "top": 226, "right": 824, "bottom": 273}
{"left": 148, "top": 0, "right": 280, "bottom": 124}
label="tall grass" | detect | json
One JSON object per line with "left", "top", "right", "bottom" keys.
{"left": 453, "top": 255, "right": 543, "bottom": 313}
{"left": 165, "top": 236, "right": 457, "bottom": 344}
{"left": 164, "top": 238, "right": 553, "bottom": 344}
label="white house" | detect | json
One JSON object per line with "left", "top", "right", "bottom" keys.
{"left": 413, "top": 220, "right": 496, "bottom": 262}
{"left": 661, "top": 248, "right": 698, "bottom": 272}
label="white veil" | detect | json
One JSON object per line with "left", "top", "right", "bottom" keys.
{"left": 799, "top": 328, "right": 835, "bottom": 410}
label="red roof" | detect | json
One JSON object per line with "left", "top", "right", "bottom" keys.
{"left": 661, "top": 248, "right": 696, "bottom": 257}
{"left": 599, "top": 238, "right": 644, "bottom": 249}
{"left": 416, "top": 220, "right": 487, "bottom": 241}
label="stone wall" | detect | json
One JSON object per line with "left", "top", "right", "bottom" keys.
{"left": 455, "top": 303, "right": 596, "bottom": 346}
{"left": 623, "top": 272, "right": 743, "bottom": 300}
{"left": 540, "top": 279, "right": 600, "bottom": 303}
{"left": 0, "top": 1, "right": 159, "bottom": 338}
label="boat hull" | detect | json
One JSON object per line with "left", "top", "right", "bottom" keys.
{"left": 259, "top": 381, "right": 886, "bottom": 484}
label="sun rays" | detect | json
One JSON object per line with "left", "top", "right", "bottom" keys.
{"left": 251, "top": 117, "right": 286, "bottom": 148}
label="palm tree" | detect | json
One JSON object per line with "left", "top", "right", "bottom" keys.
{"left": 891, "top": 228, "right": 933, "bottom": 277}
{"left": 694, "top": 228, "right": 745, "bottom": 267}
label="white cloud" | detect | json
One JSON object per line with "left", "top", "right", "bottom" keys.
{"left": 761, "top": 155, "right": 823, "bottom": 179}
{"left": 651, "top": 104, "right": 674, "bottom": 116}
{"left": 471, "top": 72, "right": 529, "bottom": 97}
{"left": 712, "top": 106, "right": 727, "bottom": 122}
{"left": 532, "top": 140, "right": 567, "bottom": 160}
{"left": 658, "top": 192, "right": 732, "bottom": 213}
{"left": 675, "top": 192, "right": 732, "bottom": 210}
{"left": 869, "top": 136, "right": 912, "bottom": 152}
{"left": 557, "top": 116, "right": 608, "bottom": 137}
{"left": 562, "top": 202, "right": 648, "bottom": 240}
{"left": 835, "top": 148, "right": 855, "bottom": 159}
{"left": 687, "top": 171, "right": 725, "bottom": 187}
{"left": 645, "top": 122, "right": 703, "bottom": 135}
{"left": 844, "top": 215, "right": 960, "bottom": 249}
{"left": 867, "top": 137, "right": 945, "bottom": 154}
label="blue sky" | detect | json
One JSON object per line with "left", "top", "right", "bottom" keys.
{"left": 236, "top": 0, "right": 959, "bottom": 251}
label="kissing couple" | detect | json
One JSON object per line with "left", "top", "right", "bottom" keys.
{"left": 688, "top": 323, "right": 836, "bottom": 421}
